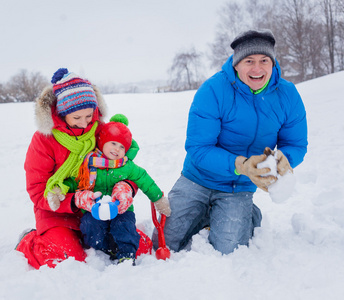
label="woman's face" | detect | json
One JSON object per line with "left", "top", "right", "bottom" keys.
{"left": 234, "top": 54, "right": 273, "bottom": 91}
{"left": 65, "top": 108, "right": 94, "bottom": 129}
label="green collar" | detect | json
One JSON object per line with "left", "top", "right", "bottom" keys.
{"left": 237, "top": 72, "right": 270, "bottom": 94}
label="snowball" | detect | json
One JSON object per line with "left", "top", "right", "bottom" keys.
{"left": 96, "top": 195, "right": 112, "bottom": 220}
{"left": 257, "top": 153, "right": 295, "bottom": 203}
{"left": 268, "top": 171, "right": 296, "bottom": 203}
{"left": 98, "top": 203, "right": 111, "bottom": 220}
{"left": 257, "top": 153, "right": 277, "bottom": 177}
{"left": 98, "top": 195, "right": 112, "bottom": 204}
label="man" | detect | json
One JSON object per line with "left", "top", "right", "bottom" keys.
{"left": 156, "top": 29, "right": 308, "bottom": 254}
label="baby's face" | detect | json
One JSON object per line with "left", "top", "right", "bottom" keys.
{"left": 102, "top": 141, "right": 126, "bottom": 160}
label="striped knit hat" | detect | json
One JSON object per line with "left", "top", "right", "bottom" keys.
{"left": 51, "top": 68, "right": 98, "bottom": 116}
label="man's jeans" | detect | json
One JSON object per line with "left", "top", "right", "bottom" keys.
{"left": 153, "top": 175, "right": 262, "bottom": 255}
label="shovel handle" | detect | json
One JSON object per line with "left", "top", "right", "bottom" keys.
{"left": 151, "top": 202, "right": 167, "bottom": 248}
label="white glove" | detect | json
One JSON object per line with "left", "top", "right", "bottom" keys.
{"left": 154, "top": 196, "right": 171, "bottom": 217}
{"left": 275, "top": 149, "right": 293, "bottom": 176}
{"left": 47, "top": 186, "right": 65, "bottom": 211}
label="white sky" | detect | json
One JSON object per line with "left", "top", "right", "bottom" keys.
{"left": 1, "top": 0, "right": 228, "bottom": 85}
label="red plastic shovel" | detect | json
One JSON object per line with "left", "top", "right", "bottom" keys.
{"left": 151, "top": 202, "right": 171, "bottom": 260}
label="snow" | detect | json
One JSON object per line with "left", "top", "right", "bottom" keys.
{"left": 258, "top": 153, "right": 278, "bottom": 177}
{"left": 1, "top": 72, "right": 344, "bottom": 300}
{"left": 257, "top": 153, "right": 296, "bottom": 203}
{"left": 268, "top": 170, "right": 296, "bottom": 204}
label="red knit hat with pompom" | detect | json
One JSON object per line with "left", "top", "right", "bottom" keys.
{"left": 97, "top": 114, "right": 132, "bottom": 153}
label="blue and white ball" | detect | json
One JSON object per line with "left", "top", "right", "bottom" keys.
{"left": 91, "top": 196, "right": 119, "bottom": 221}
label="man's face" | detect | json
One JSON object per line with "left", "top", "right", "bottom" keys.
{"left": 234, "top": 54, "right": 273, "bottom": 91}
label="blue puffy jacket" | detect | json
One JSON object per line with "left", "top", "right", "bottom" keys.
{"left": 182, "top": 55, "right": 308, "bottom": 193}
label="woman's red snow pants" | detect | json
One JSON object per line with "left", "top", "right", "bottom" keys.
{"left": 16, "top": 227, "right": 152, "bottom": 269}
{"left": 16, "top": 227, "right": 87, "bottom": 269}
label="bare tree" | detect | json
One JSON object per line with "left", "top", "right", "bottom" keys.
{"left": 209, "top": 33, "right": 233, "bottom": 71}
{"left": 336, "top": 0, "right": 344, "bottom": 70}
{"left": 247, "top": 0, "right": 276, "bottom": 29}
{"left": 6, "top": 69, "right": 49, "bottom": 102}
{"left": 96, "top": 82, "right": 118, "bottom": 95}
{"left": 208, "top": 1, "right": 249, "bottom": 71}
{"left": 168, "top": 47, "right": 204, "bottom": 91}
{"left": 318, "top": 0, "right": 336, "bottom": 73}
{"left": 275, "top": 0, "right": 324, "bottom": 82}
{"left": 0, "top": 83, "right": 11, "bottom": 103}
{"left": 207, "top": 0, "right": 343, "bottom": 84}
{"left": 336, "top": 25, "right": 344, "bottom": 70}
{"left": 308, "top": 21, "right": 328, "bottom": 77}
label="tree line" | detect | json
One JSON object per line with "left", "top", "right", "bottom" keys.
{"left": 168, "top": 0, "right": 344, "bottom": 90}
{"left": 2, "top": 0, "right": 343, "bottom": 101}
{"left": 0, "top": 70, "right": 49, "bottom": 103}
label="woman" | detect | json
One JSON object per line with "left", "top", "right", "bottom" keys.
{"left": 16, "top": 68, "right": 138, "bottom": 269}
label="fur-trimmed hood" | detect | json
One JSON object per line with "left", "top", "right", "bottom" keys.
{"left": 34, "top": 84, "right": 107, "bottom": 135}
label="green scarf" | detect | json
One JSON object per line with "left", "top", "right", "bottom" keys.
{"left": 44, "top": 122, "right": 98, "bottom": 197}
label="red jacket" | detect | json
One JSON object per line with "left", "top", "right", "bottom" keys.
{"left": 26, "top": 86, "right": 139, "bottom": 235}
{"left": 24, "top": 85, "right": 109, "bottom": 235}
{"left": 25, "top": 104, "right": 104, "bottom": 234}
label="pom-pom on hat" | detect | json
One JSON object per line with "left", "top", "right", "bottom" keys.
{"left": 230, "top": 29, "right": 276, "bottom": 66}
{"left": 97, "top": 114, "right": 132, "bottom": 153}
{"left": 51, "top": 68, "right": 98, "bottom": 116}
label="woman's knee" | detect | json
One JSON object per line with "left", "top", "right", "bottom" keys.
{"left": 18, "top": 227, "right": 86, "bottom": 269}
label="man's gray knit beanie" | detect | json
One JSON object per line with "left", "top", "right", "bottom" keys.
{"left": 230, "top": 29, "right": 276, "bottom": 66}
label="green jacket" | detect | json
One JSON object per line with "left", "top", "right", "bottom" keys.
{"left": 93, "top": 160, "right": 163, "bottom": 212}
{"left": 64, "top": 160, "right": 162, "bottom": 212}
{"left": 65, "top": 139, "right": 162, "bottom": 212}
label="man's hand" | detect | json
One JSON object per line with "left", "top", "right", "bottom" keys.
{"left": 275, "top": 150, "right": 293, "bottom": 176}
{"left": 264, "top": 147, "right": 293, "bottom": 176}
{"left": 235, "top": 154, "right": 277, "bottom": 192}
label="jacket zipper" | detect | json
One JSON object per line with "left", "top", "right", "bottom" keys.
{"left": 246, "top": 93, "right": 259, "bottom": 158}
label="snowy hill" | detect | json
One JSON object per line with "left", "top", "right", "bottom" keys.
{"left": 1, "top": 72, "right": 344, "bottom": 300}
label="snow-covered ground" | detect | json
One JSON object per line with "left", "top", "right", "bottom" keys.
{"left": 1, "top": 72, "right": 344, "bottom": 300}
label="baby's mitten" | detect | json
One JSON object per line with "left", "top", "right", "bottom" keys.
{"left": 74, "top": 190, "right": 102, "bottom": 212}
{"left": 154, "top": 196, "right": 171, "bottom": 217}
{"left": 111, "top": 181, "right": 134, "bottom": 214}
